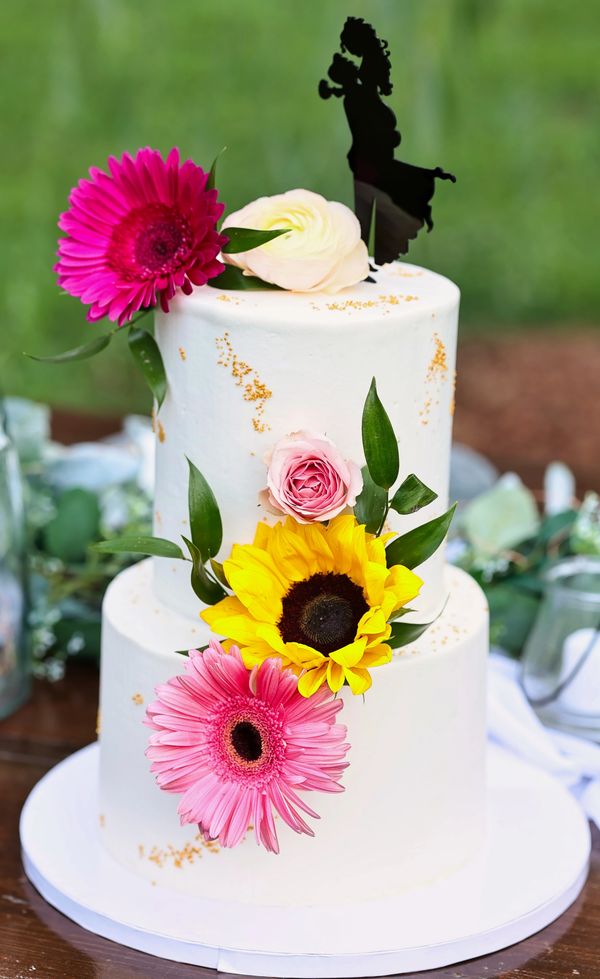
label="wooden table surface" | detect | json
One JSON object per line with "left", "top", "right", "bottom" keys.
{"left": 0, "top": 663, "right": 598, "bottom": 979}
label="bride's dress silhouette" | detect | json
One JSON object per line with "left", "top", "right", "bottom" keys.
{"left": 319, "top": 18, "right": 455, "bottom": 264}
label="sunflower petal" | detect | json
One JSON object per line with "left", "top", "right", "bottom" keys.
{"left": 362, "top": 561, "right": 389, "bottom": 607}
{"left": 284, "top": 642, "right": 327, "bottom": 669}
{"left": 386, "top": 564, "right": 424, "bottom": 609}
{"left": 325, "top": 515, "right": 359, "bottom": 575}
{"left": 359, "top": 643, "right": 392, "bottom": 668}
{"left": 298, "top": 665, "right": 328, "bottom": 698}
{"left": 329, "top": 637, "right": 368, "bottom": 668}
{"left": 327, "top": 660, "right": 345, "bottom": 693}
{"left": 345, "top": 667, "right": 373, "bottom": 695}
{"left": 201, "top": 597, "right": 262, "bottom": 644}
{"left": 357, "top": 605, "right": 389, "bottom": 636}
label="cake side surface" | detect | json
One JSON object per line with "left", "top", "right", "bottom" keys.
{"left": 98, "top": 559, "right": 487, "bottom": 906}
{"left": 152, "top": 261, "right": 459, "bottom": 620}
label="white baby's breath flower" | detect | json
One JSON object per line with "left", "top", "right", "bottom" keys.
{"left": 222, "top": 189, "right": 369, "bottom": 293}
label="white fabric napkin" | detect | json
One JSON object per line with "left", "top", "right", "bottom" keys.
{"left": 487, "top": 651, "right": 600, "bottom": 828}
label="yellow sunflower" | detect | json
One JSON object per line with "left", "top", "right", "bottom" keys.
{"left": 201, "top": 515, "right": 422, "bottom": 697}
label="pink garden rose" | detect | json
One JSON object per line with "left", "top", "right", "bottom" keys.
{"left": 260, "top": 431, "right": 363, "bottom": 524}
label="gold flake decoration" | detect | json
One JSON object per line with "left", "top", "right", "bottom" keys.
{"left": 449, "top": 369, "right": 457, "bottom": 416}
{"left": 151, "top": 407, "right": 166, "bottom": 443}
{"left": 325, "top": 294, "right": 419, "bottom": 314}
{"left": 216, "top": 293, "right": 241, "bottom": 305}
{"left": 381, "top": 262, "right": 424, "bottom": 279}
{"left": 178, "top": 346, "right": 187, "bottom": 361}
{"left": 99, "top": 814, "right": 105, "bottom": 828}
{"left": 216, "top": 331, "right": 272, "bottom": 433}
{"left": 131, "top": 692, "right": 144, "bottom": 706}
{"left": 420, "top": 333, "right": 450, "bottom": 424}
{"left": 427, "top": 333, "right": 448, "bottom": 381}
{"left": 144, "top": 833, "right": 223, "bottom": 869}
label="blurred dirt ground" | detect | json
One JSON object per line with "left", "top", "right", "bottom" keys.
{"left": 453, "top": 329, "right": 600, "bottom": 494}
{"left": 50, "top": 329, "right": 600, "bottom": 495}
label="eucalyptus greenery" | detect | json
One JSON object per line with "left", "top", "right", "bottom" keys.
{"left": 453, "top": 480, "right": 600, "bottom": 656}
{"left": 27, "top": 477, "right": 152, "bottom": 680}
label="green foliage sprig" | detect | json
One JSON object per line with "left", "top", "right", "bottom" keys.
{"left": 92, "top": 457, "right": 227, "bottom": 606}
{"left": 353, "top": 377, "right": 456, "bottom": 650}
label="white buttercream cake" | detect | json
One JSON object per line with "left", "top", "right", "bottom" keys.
{"left": 98, "top": 260, "right": 489, "bottom": 906}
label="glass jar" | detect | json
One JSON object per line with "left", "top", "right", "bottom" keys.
{"left": 521, "top": 556, "right": 600, "bottom": 740}
{"left": 0, "top": 404, "right": 29, "bottom": 719}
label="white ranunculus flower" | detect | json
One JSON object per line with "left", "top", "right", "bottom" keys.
{"left": 221, "top": 189, "right": 369, "bottom": 293}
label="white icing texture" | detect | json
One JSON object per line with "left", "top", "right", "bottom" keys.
{"left": 152, "top": 261, "right": 459, "bottom": 620}
{"left": 99, "top": 560, "right": 488, "bottom": 905}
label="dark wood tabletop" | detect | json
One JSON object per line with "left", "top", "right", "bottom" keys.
{"left": 0, "top": 661, "right": 598, "bottom": 979}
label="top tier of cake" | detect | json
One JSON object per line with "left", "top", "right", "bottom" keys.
{"left": 152, "top": 261, "right": 459, "bottom": 621}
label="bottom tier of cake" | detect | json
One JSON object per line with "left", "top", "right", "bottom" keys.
{"left": 98, "top": 559, "right": 488, "bottom": 907}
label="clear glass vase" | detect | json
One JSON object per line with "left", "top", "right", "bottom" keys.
{"left": 0, "top": 404, "right": 29, "bottom": 719}
{"left": 521, "top": 556, "right": 600, "bottom": 740}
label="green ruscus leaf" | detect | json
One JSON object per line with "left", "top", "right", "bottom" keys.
{"left": 386, "top": 503, "right": 457, "bottom": 570}
{"left": 361, "top": 378, "right": 399, "bottom": 490}
{"left": 388, "top": 619, "right": 435, "bottom": 649}
{"left": 354, "top": 466, "right": 388, "bottom": 534}
{"left": 210, "top": 265, "right": 283, "bottom": 291}
{"left": 187, "top": 457, "right": 223, "bottom": 562}
{"left": 210, "top": 558, "right": 230, "bottom": 588}
{"left": 390, "top": 474, "right": 438, "bottom": 516}
{"left": 92, "top": 536, "right": 185, "bottom": 559}
{"left": 128, "top": 326, "right": 167, "bottom": 410}
{"left": 182, "top": 536, "right": 227, "bottom": 606}
{"left": 221, "top": 227, "right": 291, "bottom": 254}
{"left": 207, "top": 146, "right": 226, "bottom": 191}
{"left": 25, "top": 333, "right": 113, "bottom": 364}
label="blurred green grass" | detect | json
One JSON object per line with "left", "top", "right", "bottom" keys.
{"left": 1, "top": 0, "right": 598, "bottom": 413}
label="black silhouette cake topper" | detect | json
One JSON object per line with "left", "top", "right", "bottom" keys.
{"left": 319, "top": 17, "right": 456, "bottom": 264}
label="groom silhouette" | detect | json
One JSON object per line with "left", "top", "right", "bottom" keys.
{"left": 319, "top": 17, "right": 455, "bottom": 264}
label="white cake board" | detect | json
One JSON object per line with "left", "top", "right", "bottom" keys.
{"left": 21, "top": 742, "right": 590, "bottom": 978}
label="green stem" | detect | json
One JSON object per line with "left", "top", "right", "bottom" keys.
{"left": 376, "top": 501, "right": 391, "bottom": 537}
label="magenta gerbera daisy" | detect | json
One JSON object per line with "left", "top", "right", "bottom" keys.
{"left": 145, "top": 641, "right": 350, "bottom": 853}
{"left": 56, "top": 147, "right": 227, "bottom": 326}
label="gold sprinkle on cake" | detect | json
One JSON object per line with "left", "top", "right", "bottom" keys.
{"left": 131, "top": 692, "right": 144, "bottom": 706}
{"left": 216, "top": 293, "right": 241, "bottom": 305}
{"left": 178, "top": 346, "right": 187, "bottom": 361}
{"left": 427, "top": 333, "right": 448, "bottom": 380}
{"left": 216, "top": 331, "right": 272, "bottom": 432}
{"left": 325, "top": 294, "right": 419, "bottom": 313}
{"left": 144, "top": 834, "right": 222, "bottom": 869}
{"left": 449, "top": 369, "right": 457, "bottom": 416}
{"left": 380, "top": 263, "right": 424, "bottom": 278}
{"left": 151, "top": 407, "right": 167, "bottom": 442}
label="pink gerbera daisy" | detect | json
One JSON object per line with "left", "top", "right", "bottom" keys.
{"left": 56, "top": 147, "right": 227, "bottom": 326}
{"left": 145, "top": 641, "right": 350, "bottom": 854}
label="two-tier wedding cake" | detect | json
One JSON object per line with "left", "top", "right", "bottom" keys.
{"left": 97, "top": 251, "right": 488, "bottom": 906}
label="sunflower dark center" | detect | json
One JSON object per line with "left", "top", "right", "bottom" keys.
{"left": 230, "top": 720, "right": 263, "bottom": 763}
{"left": 109, "top": 203, "right": 192, "bottom": 278}
{"left": 278, "top": 572, "right": 368, "bottom": 656}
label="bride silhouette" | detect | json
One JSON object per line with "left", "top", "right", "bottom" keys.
{"left": 319, "top": 17, "right": 455, "bottom": 264}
